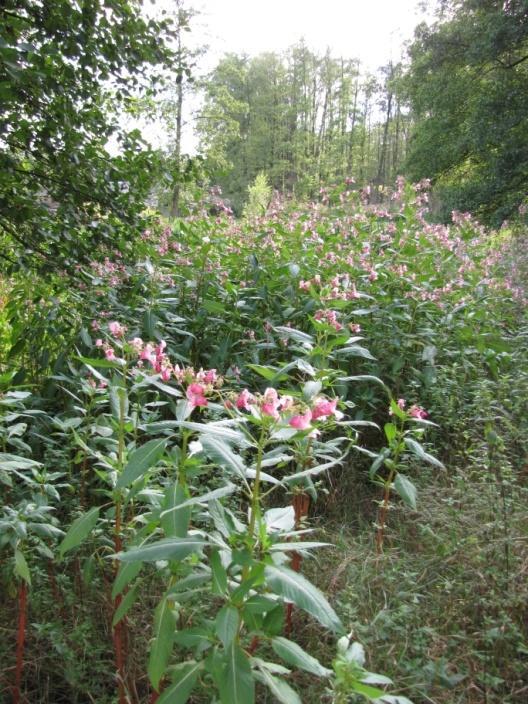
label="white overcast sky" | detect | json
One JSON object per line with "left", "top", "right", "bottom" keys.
{"left": 140, "top": 0, "right": 436, "bottom": 151}
{"left": 189, "top": 0, "right": 434, "bottom": 71}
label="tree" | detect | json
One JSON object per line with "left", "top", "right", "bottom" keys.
{"left": 0, "top": 0, "right": 177, "bottom": 272}
{"left": 403, "top": 0, "right": 528, "bottom": 223}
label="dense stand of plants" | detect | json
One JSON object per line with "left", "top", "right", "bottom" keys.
{"left": 1, "top": 180, "right": 527, "bottom": 703}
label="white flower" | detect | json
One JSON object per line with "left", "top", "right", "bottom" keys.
{"left": 188, "top": 440, "right": 203, "bottom": 456}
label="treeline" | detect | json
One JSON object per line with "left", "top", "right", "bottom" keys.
{"left": 188, "top": 1, "right": 528, "bottom": 223}
{"left": 196, "top": 44, "right": 409, "bottom": 211}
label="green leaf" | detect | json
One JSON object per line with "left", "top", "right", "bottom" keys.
{"left": 384, "top": 423, "right": 397, "bottom": 444}
{"left": 247, "top": 364, "right": 282, "bottom": 381}
{"left": 174, "top": 421, "right": 251, "bottom": 447}
{"left": 116, "top": 438, "right": 166, "bottom": 489}
{"left": 77, "top": 355, "right": 121, "bottom": 369}
{"left": 347, "top": 680, "right": 387, "bottom": 699}
{"left": 161, "top": 482, "right": 191, "bottom": 538}
{"left": 210, "top": 550, "right": 228, "bottom": 595}
{"left": 59, "top": 507, "right": 100, "bottom": 558}
{"left": 215, "top": 605, "right": 239, "bottom": 648}
{"left": 338, "top": 374, "right": 388, "bottom": 389}
{"left": 200, "top": 435, "right": 248, "bottom": 483}
{"left": 117, "top": 536, "right": 206, "bottom": 563}
{"left": 148, "top": 596, "right": 177, "bottom": 690}
{"left": 274, "top": 326, "right": 314, "bottom": 345}
{"left": 272, "top": 637, "right": 332, "bottom": 677}
{"left": 157, "top": 661, "right": 203, "bottom": 704}
{"left": 112, "top": 561, "right": 142, "bottom": 599}
{"left": 264, "top": 565, "right": 343, "bottom": 633}
{"left": 404, "top": 438, "right": 445, "bottom": 469}
{"left": 160, "top": 483, "right": 237, "bottom": 521}
{"left": 112, "top": 584, "right": 139, "bottom": 627}
{"left": 219, "top": 642, "right": 255, "bottom": 704}
{"left": 262, "top": 604, "right": 285, "bottom": 636}
{"left": 284, "top": 456, "right": 343, "bottom": 483}
{"left": 254, "top": 668, "right": 302, "bottom": 704}
{"left": 393, "top": 474, "right": 417, "bottom": 510}
{"left": 14, "top": 550, "right": 31, "bottom": 585}
{"left": 302, "top": 380, "right": 322, "bottom": 401}
{"left": 0, "top": 453, "right": 41, "bottom": 471}
{"left": 332, "top": 345, "right": 376, "bottom": 360}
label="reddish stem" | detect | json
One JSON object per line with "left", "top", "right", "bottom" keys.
{"left": 13, "top": 581, "right": 27, "bottom": 704}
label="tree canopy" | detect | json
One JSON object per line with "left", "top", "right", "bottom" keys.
{"left": 0, "top": 0, "right": 177, "bottom": 271}
{"left": 404, "top": 0, "right": 528, "bottom": 224}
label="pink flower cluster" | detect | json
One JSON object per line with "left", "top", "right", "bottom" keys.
{"left": 233, "top": 388, "right": 340, "bottom": 431}
{"left": 314, "top": 309, "right": 343, "bottom": 331}
{"left": 390, "top": 398, "right": 428, "bottom": 420}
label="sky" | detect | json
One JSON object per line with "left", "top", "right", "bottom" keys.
{"left": 187, "top": 0, "right": 435, "bottom": 71}
{"left": 140, "top": 0, "right": 436, "bottom": 151}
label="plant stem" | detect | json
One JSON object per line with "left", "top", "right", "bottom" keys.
{"left": 113, "top": 387, "right": 127, "bottom": 704}
{"left": 13, "top": 580, "right": 27, "bottom": 704}
{"left": 376, "top": 467, "right": 396, "bottom": 554}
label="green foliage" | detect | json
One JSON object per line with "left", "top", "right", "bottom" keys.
{"left": 1, "top": 177, "right": 527, "bottom": 703}
{"left": 198, "top": 46, "right": 408, "bottom": 210}
{"left": 243, "top": 172, "right": 272, "bottom": 219}
{"left": 0, "top": 0, "right": 177, "bottom": 271}
{"left": 404, "top": 0, "right": 528, "bottom": 223}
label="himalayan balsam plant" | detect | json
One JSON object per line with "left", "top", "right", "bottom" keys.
{"left": 56, "top": 323, "right": 414, "bottom": 703}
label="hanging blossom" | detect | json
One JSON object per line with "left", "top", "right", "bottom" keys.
{"left": 232, "top": 388, "right": 341, "bottom": 431}
{"left": 94, "top": 328, "right": 222, "bottom": 404}
{"left": 314, "top": 309, "right": 343, "bottom": 332}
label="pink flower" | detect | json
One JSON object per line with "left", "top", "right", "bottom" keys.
{"left": 279, "top": 395, "right": 294, "bottom": 411}
{"left": 160, "top": 366, "right": 172, "bottom": 382}
{"left": 289, "top": 409, "right": 312, "bottom": 430}
{"left": 312, "top": 397, "right": 338, "bottom": 420}
{"left": 397, "top": 398, "right": 406, "bottom": 409}
{"left": 261, "top": 388, "right": 281, "bottom": 419}
{"left": 130, "top": 337, "right": 144, "bottom": 353}
{"left": 186, "top": 383, "right": 208, "bottom": 408}
{"left": 409, "top": 404, "right": 428, "bottom": 419}
{"left": 105, "top": 348, "right": 116, "bottom": 361}
{"left": 236, "top": 389, "right": 254, "bottom": 411}
{"left": 108, "top": 321, "right": 126, "bottom": 337}
{"left": 140, "top": 343, "right": 156, "bottom": 365}
{"left": 95, "top": 338, "right": 103, "bottom": 347}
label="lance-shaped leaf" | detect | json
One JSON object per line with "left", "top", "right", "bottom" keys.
{"left": 404, "top": 438, "right": 445, "bottom": 469}
{"left": 264, "top": 565, "right": 343, "bottom": 634}
{"left": 148, "top": 595, "right": 177, "bottom": 690}
{"left": 116, "top": 536, "right": 206, "bottom": 563}
{"left": 218, "top": 642, "right": 255, "bottom": 704}
{"left": 161, "top": 483, "right": 191, "bottom": 538}
{"left": 274, "top": 326, "right": 314, "bottom": 346}
{"left": 200, "top": 435, "right": 249, "bottom": 484}
{"left": 59, "top": 507, "right": 100, "bottom": 558}
{"left": 112, "top": 561, "right": 142, "bottom": 599}
{"left": 272, "top": 637, "right": 332, "bottom": 677}
{"left": 116, "top": 438, "right": 166, "bottom": 489}
{"left": 254, "top": 667, "right": 302, "bottom": 704}
{"left": 393, "top": 474, "right": 417, "bottom": 510}
{"left": 157, "top": 661, "right": 203, "bottom": 704}
{"left": 215, "top": 605, "right": 239, "bottom": 648}
{"left": 331, "top": 345, "right": 376, "bottom": 360}
{"left": 160, "top": 483, "right": 237, "bottom": 520}
{"left": 14, "top": 550, "right": 31, "bottom": 585}
{"left": 112, "top": 584, "right": 139, "bottom": 626}
{"left": 284, "top": 456, "right": 343, "bottom": 483}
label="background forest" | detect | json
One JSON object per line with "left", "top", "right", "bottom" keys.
{"left": 1, "top": 1, "right": 527, "bottom": 704}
